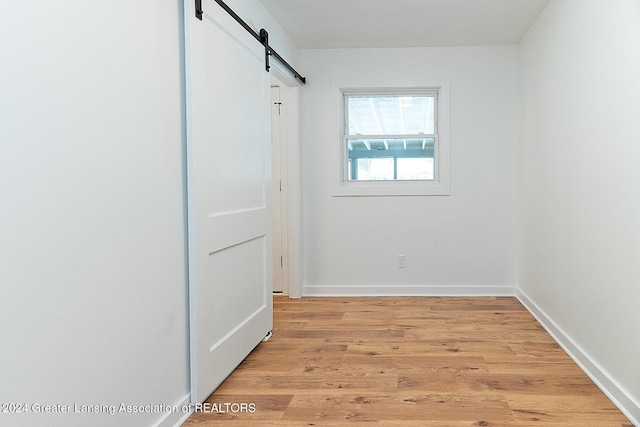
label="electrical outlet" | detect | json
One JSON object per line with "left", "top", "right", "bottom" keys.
{"left": 398, "top": 254, "right": 406, "bottom": 268}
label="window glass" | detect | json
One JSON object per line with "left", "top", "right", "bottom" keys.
{"left": 344, "top": 91, "right": 438, "bottom": 182}
{"left": 397, "top": 158, "right": 434, "bottom": 180}
{"left": 347, "top": 95, "right": 435, "bottom": 135}
{"left": 356, "top": 158, "right": 394, "bottom": 180}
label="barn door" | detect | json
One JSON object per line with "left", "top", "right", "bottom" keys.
{"left": 184, "top": 0, "right": 272, "bottom": 403}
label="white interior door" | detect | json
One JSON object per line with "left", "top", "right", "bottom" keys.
{"left": 271, "top": 86, "right": 284, "bottom": 293}
{"left": 185, "top": 0, "right": 273, "bottom": 403}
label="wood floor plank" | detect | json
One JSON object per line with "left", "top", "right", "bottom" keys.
{"left": 397, "top": 372, "right": 603, "bottom": 396}
{"left": 182, "top": 297, "right": 631, "bottom": 426}
{"left": 506, "top": 394, "right": 632, "bottom": 425}
{"left": 282, "top": 393, "right": 514, "bottom": 423}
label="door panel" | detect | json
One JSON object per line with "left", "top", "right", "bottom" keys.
{"left": 208, "top": 237, "right": 267, "bottom": 347}
{"left": 205, "top": 28, "right": 265, "bottom": 214}
{"left": 185, "top": 0, "right": 272, "bottom": 403}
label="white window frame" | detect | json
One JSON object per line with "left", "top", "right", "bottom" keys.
{"left": 334, "top": 84, "right": 450, "bottom": 197}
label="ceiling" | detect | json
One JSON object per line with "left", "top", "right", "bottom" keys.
{"left": 259, "top": 0, "right": 551, "bottom": 49}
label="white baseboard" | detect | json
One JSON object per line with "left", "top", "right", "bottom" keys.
{"left": 154, "top": 394, "right": 193, "bottom": 427}
{"left": 303, "top": 284, "right": 515, "bottom": 297}
{"left": 516, "top": 289, "right": 640, "bottom": 426}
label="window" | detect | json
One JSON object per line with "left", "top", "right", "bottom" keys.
{"left": 336, "top": 86, "right": 449, "bottom": 196}
{"left": 345, "top": 89, "right": 437, "bottom": 181}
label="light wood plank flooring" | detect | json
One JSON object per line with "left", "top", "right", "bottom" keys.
{"left": 183, "top": 296, "right": 632, "bottom": 426}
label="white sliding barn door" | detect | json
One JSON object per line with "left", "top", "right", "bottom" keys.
{"left": 185, "top": 0, "right": 273, "bottom": 403}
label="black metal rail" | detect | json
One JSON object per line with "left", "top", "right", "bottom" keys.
{"left": 196, "top": 0, "right": 306, "bottom": 84}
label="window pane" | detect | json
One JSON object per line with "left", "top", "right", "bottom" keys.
{"left": 346, "top": 137, "right": 435, "bottom": 181}
{"left": 397, "top": 158, "right": 434, "bottom": 180}
{"left": 347, "top": 95, "right": 435, "bottom": 135}
{"left": 355, "top": 158, "right": 394, "bottom": 180}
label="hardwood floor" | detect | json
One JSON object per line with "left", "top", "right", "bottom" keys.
{"left": 183, "top": 297, "right": 632, "bottom": 426}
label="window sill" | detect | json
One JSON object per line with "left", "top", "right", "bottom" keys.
{"left": 332, "top": 180, "right": 450, "bottom": 197}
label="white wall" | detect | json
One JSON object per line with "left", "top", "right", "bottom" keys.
{"left": 0, "top": 1, "right": 299, "bottom": 425}
{"left": 299, "top": 46, "right": 518, "bottom": 295}
{"left": 518, "top": 0, "right": 640, "bottom": 422}
{"left": 0, "top": 1, "right": 189, "bottom": 426}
